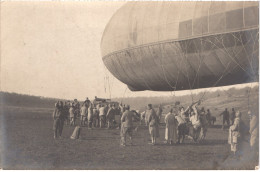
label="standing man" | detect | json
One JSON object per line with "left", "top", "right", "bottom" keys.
{"left": 206, "top": 109, "right": 212, "bottom": 125}
{"left": 88, "top": 103, "right": 94, "bottom": 129}
{"left": 179, "top": 106, "right": 190, "bottom": 122}
{"left": 118, "top": 103, "right": 126, "bottom": 129}
{"left": 147, "top": 104, "right": 160, "bottom": 145}
{"left": 59, "top": 101, "right": 65, "bottom": 137}
{"left": 106, "top": 104, "right": 116, "bottom": 129}
{"left": 228, "top": 111, "right": 241, "bottom": 156}
{"left": 220, "top": 108, "right": 230, "bottom": 129}
{"left": 63, "top": 101, "right": 70, "bottom": 125}
{"left": 119, "top": 103, "right": 126, "bottom": 114}
{"left": 199, "top": 108, "right": 208, "bottom": 141}
{"left": 92, "top": 105, "right": 99, "bottom": 128}
{"left": 69, "top": 103, "right": 75, "bottom": 126}
{"left": 104, "top": 104, "right": 109, "bottom": 126}
{"left": 99, "top": 105, "right": 106, "bottom": 128}
{"left": 189, "top": 105, "right": 201, "bottom": 142}
{"left": 157, "top": 105, "right": 163, "bottom": 123}
{"left": 80, "top": 103, "right": 88, "bottom": 126}
{"left": 230, "top": 108, "right": 236, "bottom": 125}
{"left": 120, "top": 105, "right": 134, "bottom": 146}
{"left": 164, "top": 109, "right": 178, "bottom": 145}
{"left": 84, "top": 97, "right": 91, "bottom": 108}
{"left": 175, "top": 111, "right": 186, "bottom": 144}
{"left": 73, "top": 99, "right": 80, "bottom": 118}
{"left": 53, "top": 101, "right": 63, "bottom": 139}
{"left": 96, "top": 103, "right": 100, "bottom": 127}
{"left": 140, "top": 111, "right": 146, "bottom": 125}
{"left": 249, "top": 110, "right": 258, "bottom": 157}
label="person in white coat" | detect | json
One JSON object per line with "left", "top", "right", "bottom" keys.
{"left": 228, "top": 111, "right": 241, "bottom": 155}
{"left": 164, "top": 109, "right": 178, "bottom": 145}
{"left": 88, "top": 103, "right": 93, "bottom": 129}
{"left": 248, "top": 110, "right": 258, "bottom": 161}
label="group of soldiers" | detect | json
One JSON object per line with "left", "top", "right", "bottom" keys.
{"left": 139, "top": 101, "right": 213, "bottom": 145}
{"left": 52, "top": 97, "right": 130, "bottom": 139}
{"left": 219, "top": 108, "right": 237, "bottom": 129}
{"left": 120, "top": 101, "right": 216, "bottom": 146}
{"left": 53, "top": 98, "right": 258, "bottom": 161}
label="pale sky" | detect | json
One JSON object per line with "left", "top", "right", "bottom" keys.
{"left": 0, "top": 1, "right": 258, "bottom": 101}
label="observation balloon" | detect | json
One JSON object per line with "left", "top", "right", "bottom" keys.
{"left": 101, "top": 2, "right": 259, "bottom": 91}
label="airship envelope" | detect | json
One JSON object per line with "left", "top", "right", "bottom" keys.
{"left": 101, "top": 2, "right": 259, "bottom": 91}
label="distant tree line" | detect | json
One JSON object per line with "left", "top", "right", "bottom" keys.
{"left": 0, "top": 85, "right": 258, "bottom": 110}
{"left": 112, "top": 86, "right": 258, "bottom": 111}
{"left": 0, "top": 92, "right": 66, "bottom": 108}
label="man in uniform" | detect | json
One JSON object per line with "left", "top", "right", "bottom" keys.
{"left": 157, "top": 105, "right": 163, "bottom": 122}
{"left": 120, "top": 105, "right": 134, "bottom": 146}
{"left": 84, "top": 97, "right": 91, "bottom": 108}
{"left": 93, "top": 105, "right": 99, "bottom": 128}
{"left": 249, "top": 110, "right": 258, "bottom": 161}
{"left": 230, "top": 108, "right": 236, "bottom": 125}
{"left": 69, "top": 103, "right": 75, "bottom": 126}
{"left": 99, "top": 105, "right": 106, "bottom": 128}
{"left": 118, "top": 103, "right": 126, "bottom": 129}
{"left": 73, "top": 99, "right": 80, "bottom": 123}
{"left": 106, "top": 104, "right": 116, "bottom": 129}
{"left": 206, "top": 109, "right": 212, "bottom": 125}
{"left": 220, "top": 108, "right": 230, "bottom": 129}
{"left": 53, "top": 101, "right": 64, "bottom": 139}
{"left": 63, "top": 101, "right": 70, "bottom": 125}
{"left": 80, "top": 103, "right": 88, "bottom": 126}
{"left": 147, "top": 104, "right": 160, "bottom": 145}
{"left": 88, "top": 103, "right": 94, "bottom": 129}
{"left": 189, "top": 105, "right": 201, "bottom": 142}
{"left": 175, "top": 112, "right": 186, "bottom": 144}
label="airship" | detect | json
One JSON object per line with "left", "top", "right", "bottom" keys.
{"left": 101, "top": 1, "right": 259, "bottom": 91}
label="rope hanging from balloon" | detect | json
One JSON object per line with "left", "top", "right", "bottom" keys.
{"left": 156, "top": 28, "right": 258, "bottom": 107}
{"left": 196, "top": 30, "right": 258, "bottom": 108}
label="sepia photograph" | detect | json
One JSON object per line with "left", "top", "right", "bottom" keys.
{"left": 0, "top": 1, "right": 259, "bottom": 170}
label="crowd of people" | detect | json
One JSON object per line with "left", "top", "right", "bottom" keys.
{"left": 139, "top": 101, "right": 211, "bottom": 145}
{"left": 52, "top": 97, "right": 130, "bottom": 139}
{"left": 52, "top": 98, "right": 258, "bottom": 160}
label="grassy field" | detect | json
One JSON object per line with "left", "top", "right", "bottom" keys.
{"left": 0, "top": 88, "right": 259, "bottom": 170}
{"left": 0, "top": 107, "right": 258, "bottom": 169}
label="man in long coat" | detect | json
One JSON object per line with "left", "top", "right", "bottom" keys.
{"left": 147, "top": 104, "right": 160, "bottom": 145}
{"left": 249, "top": 110, "right": 258, "bottom": 160}
{"left": 53, "top": 101, "right": 64, "bottom": 139}
{"left": 88, "top": 103, "right": 94, "bottom": 129}
{"left": 106, "top": 104, "right": 116, "bottom": 129}
{"left": 228, "top": 111, "right": 241, "bottom": 155}
{"left": 120, "top": 105, "right": 134, "bottom": 146}
{"left": 164, "top": 109, "right": 178, "bottom": 144}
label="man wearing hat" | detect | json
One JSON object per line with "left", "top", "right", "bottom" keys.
{"left": 53, "top": 101, "right": 64, "bottom": 139}
{"left": 99, "top": 104, "right": 106, "bottom": 128}
{"left": 220, "top": 108, "right": 230, "bottom": 130}
{"left": 84, "top": 97, "right": 91, "bottom": 108}
{"left": 106, "top": 104, "right": 116, "bottom": 129}
{"left": 80, "top": 103, "right": 88, "bottom": 126}
{"left": 147, "top": 104, "right": 160, "bottom": 145}
{"left": 73, "top": 99, "right": 80, "bottom": 119}
{"left": 69, "top": 103, "right": 75, "bottom": 126}
{"left": 120, "top": 105, "right": 134, "bottom": 146}
{"left": 228, "top": 111, "right": 241, "bottom": 156}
